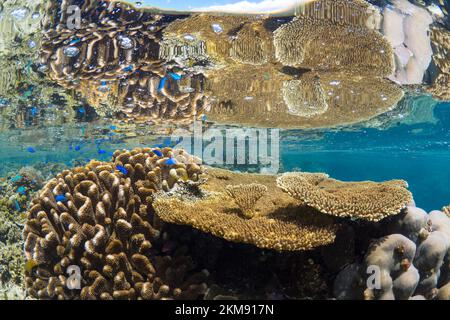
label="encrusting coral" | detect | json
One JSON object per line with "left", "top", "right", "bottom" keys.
{"left": 23, "top": 149, "right": 209, "bottom": 300}
{"left": 276, "top": 172, "right": 413, "bottom": 222}
{"left": 333, "top": 206, "right": 450, "bottom": 300}
{"left": 153, "top": 168, "right": 339, "bottom": 251}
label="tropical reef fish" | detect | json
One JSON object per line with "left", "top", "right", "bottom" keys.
{"left": 17, "top": 186, "right": 26, "bottom": 195}
{"left": 116, "top": 165, "right": 128, "bottom": 175}
{"left": 26, "top": 147, "right": 36, "bottom": 153}
{"left": 55, "top": 194, "right": 67, "bottom": 203}
{"left": 158, "top": 77, "right": 168, "bottom": 92}
{"left": 25, "top": 259, "right": 38, "bottom": 273}
{"left": 165, "top": 158, "right": 177, "bottom": 166}
{"left": 11, "top": 175, "right": 22, "bottom": 182}
{"left": 153, "top": 149, "right": 163, "bottom": 157}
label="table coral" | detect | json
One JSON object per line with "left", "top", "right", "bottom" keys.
{"left": 277, "top": 172, "right": 413, "bottom": 222}
{"left": 23, "top": 154, "right": 209, "bottom": 300}
{"left": 153, "top": 168, "right": 339, "bottom": 251}
{"left": 225, "top": 183, "right": 268, "bottom": 219}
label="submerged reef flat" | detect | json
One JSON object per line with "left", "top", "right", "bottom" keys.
{"left": 18, "top": 147, "right": 449, "bottom": 300}
{"left": 32, "top": 0, "right": 449, "bottom": 130}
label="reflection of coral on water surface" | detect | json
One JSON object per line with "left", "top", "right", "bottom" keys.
{"left": 0, "top": 0, "right": 449, "bottom": 301}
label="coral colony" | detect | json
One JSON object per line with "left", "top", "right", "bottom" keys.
{"left": 0, "top": 0, "right": 449, "bottom": 301}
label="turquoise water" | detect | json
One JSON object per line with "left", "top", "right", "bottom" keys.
{"left": 1, "top": 101, "right": 449, "bottom": 211}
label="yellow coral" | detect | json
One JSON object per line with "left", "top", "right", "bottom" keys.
{"left": 153, "top": 168, "right": 339, "bottom": 251}
{"left": 273, "top": 17, "right": 394, "bottom": 77}
{"left": 23, "top": 154, "right": 208, "bottom": 300}
{"left": 277, "top": 172, "right": 413, "bottom": 222}
{"left": 225, "top": 183, "right": 268, "bottom": 218}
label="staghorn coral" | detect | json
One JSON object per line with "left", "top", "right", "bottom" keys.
{"left": 23, "top": 157, "right": 209, "bottom": 300}
{"left": 428, "top": 27, "right": 450, "bottom": 101}
{"left": 153, "top": 168, "right": 339, "bottom": 251}
{"left": 273, "top": 17, "right": 394, "bottom": 77}
{"left": 277, "top": 172, "right": 413, "bottom": 222}
{"left": 334, "top": 206, "right": 450, "bottom": 300}
{"left": 225, "top": 183, "right": 268, "bottom": 219}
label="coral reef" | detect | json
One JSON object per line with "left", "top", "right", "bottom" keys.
{"left": 277, "top": 172, "right": 413, "bottom": 222}
{"left": 205, "top": 69, "right": 404, "bottom": 129}
{"left": 428, "top": 27, "right": 450, "bottom": 101}
{"left": 382, "top": 0, "right": 433, "bottom": 84}
{"left": 39, "top": 1, "right": 208, "bottom": 122}
{"left": 23, "top": 149, "right": 209, "bottom": 300}
{"left": 273, "top": 16, "right": 394, "bottom": 76}
{"left": 333, "top": 206, "right": 450, "bottom": 300}
{"left": 153, "top": 167, "right": 339, "bottom": 251}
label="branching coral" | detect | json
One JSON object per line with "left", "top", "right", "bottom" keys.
{"left": 277, "top": 172, "right": 413, "bottom": 222}
{"left": 23, "top": 152, "right": 209, "bottom": 300}
{"left": 153, "top": 168, "right": 339, "bottom": 251}
{"left": 225, "top": 183, "right": 268, "bottom": 219}
{"left": 39, "top": 2, "right": 208, "bottom": 122}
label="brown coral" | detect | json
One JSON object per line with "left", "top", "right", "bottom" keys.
{"left": 153, "top": 168, "right": 339, "bottom": 251}
{"left": 23, "top": 153, "right": 208, "bottom": 300}
{"left": 294, "top": 0, "right": 381, "bottom": 29}
{"left": 205, "top": 69, "right": 404, "bottom": 128}
{"left": 428, "top": 27, "right": 450, "bottom": 101}
{"left": 277, "top": 172, "right": 413, "bottom": 222}
{"left": 273, "top": 17, "right": 394, "bottom": 77}
{"left": 39, "top": 2, "right": 208, "bottom": 122}
{"left": 225, "top": 184, "right": 268, "bottom": 219}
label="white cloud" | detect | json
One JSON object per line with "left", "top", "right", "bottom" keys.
{"left": 193, "top": 0, "right": 307, "bottom": 14}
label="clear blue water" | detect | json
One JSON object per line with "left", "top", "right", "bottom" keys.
{"left": 1, "top": 101, "right": 449, "bottom": 212}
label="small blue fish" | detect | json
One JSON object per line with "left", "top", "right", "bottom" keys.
{"left": 17, "top": 186, "right": 26, "bottom": 195}
{"left": 201, "top": 114, "right": 207, "bottom": 122}
{"left": 31, "top": 106, "right": 38, "bottom": 117}
{"left": 98, "top": 149, "right": 107, "bottom": 155}
{"left": 165, "top": 158, "right": 177, "bottom": 166}
{"left": 158, "top": 77, "right": 167, "bottom": 92}
{"left": 168, "top": 72, "right": 182, "bottom": 81}
{"left": 123, "top": 65, "right": 133, "bottom": 72}
{"left": 74, "top": 145, "right": 81, "bottom": 152}
{"left": 11, "top": 175, "right": 22, "bottom": 182}
{"left": 14, "top": 201, "right": 21, "bottom": 211}
{"left": 69, "top": 38, "right": 81, "bottom": 45}
{"left": 27, "top": 147, "right": 36, "bottom": 153}
{"left": 153, "top": 149, "right": 163, "bottom": 157}
{"left": 110, "top": 125, "right": 117, "bottom": 130}
{"left": 116, "top": 165, "right": 128, "bottom": 175}
{"left": 55, "top": 194, "right": 67, "bottom": 203}
{"left": 78, "top": 107, "right": 85, "bottom": 114}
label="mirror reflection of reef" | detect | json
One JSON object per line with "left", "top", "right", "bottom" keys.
{"left": 34, "top": 0, "right": 450, "bottom": 129}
